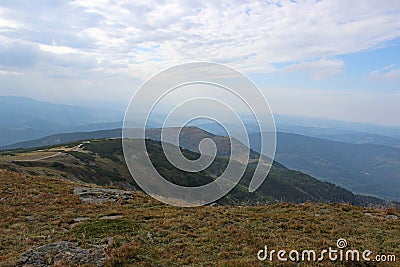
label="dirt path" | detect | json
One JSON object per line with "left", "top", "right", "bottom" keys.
{"left": 13, "top": 152, "right": 62, "bottom": 162}
{"left": 12, "top": 144, "right": 82, "bottom": 162}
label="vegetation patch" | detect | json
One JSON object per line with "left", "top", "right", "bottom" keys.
{"left": 66, "top": 151, "right": 95, "bottom": 163}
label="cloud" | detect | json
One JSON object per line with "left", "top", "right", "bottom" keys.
{"left": 0, "top": 70, "right": 23, "bottom": 75}
{"left": 281, "top": 58, "right": 344, "bottom": 79}
{"left": 0, "top": 37, "right": 40, "bottom": 68}
{"left": 368, "top": 65, "right": 400, "bottom": 82}
{"left": 0, "top": 0, "right": 399, "bottom": 79}
{"left": 0, "top": 36, "right": 100, "bottom": 79}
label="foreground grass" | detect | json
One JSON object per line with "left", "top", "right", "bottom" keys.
{"left": 0, "top": 169, "right": 399, "bottom": 266}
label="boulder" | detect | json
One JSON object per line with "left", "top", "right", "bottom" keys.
{"left": 17, "top": 241, "right": 108, "bottom": 266}
{"left": 73, "top": 187, "right": 134, "bottom": 203}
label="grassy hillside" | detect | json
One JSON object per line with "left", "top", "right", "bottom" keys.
{"left": 0, "top": 169, "right": 399, "bottom": 266}
{"left": 0, "top": 138, "right": 391, "bottom": 206}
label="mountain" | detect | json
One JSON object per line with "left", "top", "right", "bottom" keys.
{"left": 148, "top": 128, "right": 400, "bottom": 202}
{"left": 273, "top": 114, "right": 400, "bottom": 139}
{"left": 0, "top": 136, "right": 391, "bottom": 206}
{"left": 0, "top": 129, "right": 122, "bottom": 150}
{"left": 0, "top": 96, "right": 123, "bottom": 146}
{"left": 276, "top": 124, "right": 400, "bottom": 148}
{"left": 195, "top": 120, "right": 400, "bottom": 148}
{"left": 3, "top": 126, "right": 400, "bottom": 202}
{"left": 249, "top": 132, "right": 400, "bottom": 201}
{"left": 2, "top": 127, "right": 263, "bottom": 163}
{"left": 142, "top": 125, "right": 400, "bottom": 202}
{"left": 318, "top": 132, "right": 400, "bottom": 147}
{"left": 144, "top": 113, "right": 400, "bottom": 138}
{"left": 3, "top": 96, "right": 400, "bottom": 149}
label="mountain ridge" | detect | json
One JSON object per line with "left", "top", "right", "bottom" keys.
{"left": 0, "top": 135, "right": 394, "bottom": 207}
{"left": 2, "top": 126, "right": 399, "bottom": 202}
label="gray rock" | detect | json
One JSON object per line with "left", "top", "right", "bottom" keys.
{"left": 74, "top": 216, "right": 89, "bottom": 222}
{"left": 147, "top": 232, "right": 153, "bottom": 241}
{"left": 320, "top": 208, "right": 330, "bottom": 214}
{"left": 99, "top": 215, "right": 123, "bottom": 220}
{"left": 385, "top": 215, "right": 398, "bottom": 220}
{"left": 25, "top": 215, "right": 35, "bottom": 221}
{"left": 17, "top": 241, "right": 108, "bottom": 267}
{"left": 73, "top": 187, "right": 134, "bottom": 203}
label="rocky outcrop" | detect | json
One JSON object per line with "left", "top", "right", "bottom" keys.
{"left": 73, "top": 186, "right": 134, "bottom": 203}
{"left": 17, "top": 241, "right": 108, "bottom": 266}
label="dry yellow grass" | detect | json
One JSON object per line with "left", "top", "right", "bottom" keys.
{"left": 0, "top": 169, "right": 399, "bottom": 266}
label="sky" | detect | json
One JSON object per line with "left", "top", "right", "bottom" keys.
{"left": 0, "top": 0, "right": 399, "bottom": 125}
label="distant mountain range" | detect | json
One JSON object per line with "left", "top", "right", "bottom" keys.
{"left": 195, "top": 121, "right": 400, "bottom": 148}
{"left": 2, "top": 96, "right": 400, "bottom": 148}
{"left": 0, "top": 129, "right": 123, "bottom": 150}
{"left": 0, "top": 96, "right": 123, "bottom": 146}
{"left": 1, "top": 96, "right": 399, "bottom": 201}
{"left": 276, "top": 124, "right": 400, "bottom": 148}
{"left": 2, "top": 126, "right": 400, "bottom": 202}
{"left": 273, "top": 114, "right": 400, "bottom": 140}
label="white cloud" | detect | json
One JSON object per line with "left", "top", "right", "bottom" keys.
{"left": 0, "top": 36, "right": 100, "bottom": 79}
{"left": 368, "top": 65, "right": 400, "bottom": 82}
{"left": 0, "top": 0, "right": 399, "bottom": 79}
{"left": 0, "top": 70, "right": 23, "bottom": 75}
{"left": 282, "top": 58, "right": 344, "bottom": 79}
{"left": 0, "top": 7, "right": 20, "bottom": 30}
{"left": 38, "top": 44, "right": 79, "bottom": 55}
